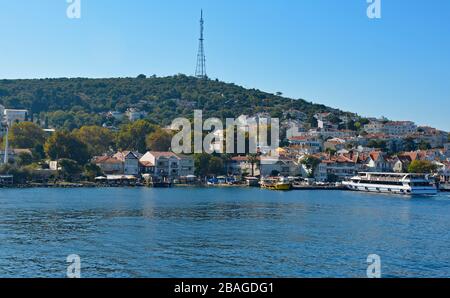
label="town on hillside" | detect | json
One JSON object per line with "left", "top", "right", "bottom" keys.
{"left": 0, "top": 104, "right": 449, "bottom": 190}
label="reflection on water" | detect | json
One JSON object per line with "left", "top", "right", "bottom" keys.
{"left": 0, "top": 188, "right": 449, "bottom": 277}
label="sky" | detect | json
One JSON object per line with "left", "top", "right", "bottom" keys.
{"left": 0, "top": 0, "right": 449, "bottom": 131}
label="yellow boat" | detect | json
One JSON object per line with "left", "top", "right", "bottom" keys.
{"left": 260, "top": 177, "right": 292, "bottom": 191}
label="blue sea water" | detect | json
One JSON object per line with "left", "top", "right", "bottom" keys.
{"left": 0, "top": 187, "right": 449, "bottom": 278}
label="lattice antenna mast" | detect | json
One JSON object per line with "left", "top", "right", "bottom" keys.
{"left": 195, "top": 10, "right": 207, "bottom": 79}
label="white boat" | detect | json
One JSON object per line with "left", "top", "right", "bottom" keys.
{"left": 343, "top": 172, "right": 438, "bottom": 195}
{"left": 440, "top": 183, "right": 450, "bottom": 192}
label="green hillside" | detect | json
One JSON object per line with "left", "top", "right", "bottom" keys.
{"left": 0, "top": 74, "right": 354, "bottom": 130}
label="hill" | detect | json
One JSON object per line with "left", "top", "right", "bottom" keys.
{"left": 0, "top": 75, "right": 356, "bottom": 130}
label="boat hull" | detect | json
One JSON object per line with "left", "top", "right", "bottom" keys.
{"left": 261, "top": 183, "right": 292, "bottom": 191}
{"left": 343, "top": 182, "right": 438, "bottom": 195}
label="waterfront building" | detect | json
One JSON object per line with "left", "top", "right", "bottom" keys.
{"left": 113, "top": 151, "right": 142, "bottom": 176}
{"left": 323, "top": 155, "right": 357, "bottom": 181}
{"left": 259, "top": 156, "right": 298, "bottom": 177}
{"left": 177, "top": 154, "right": 195, "bottom": 177}
{"left": 92, "top": 156, "right": 123, "bottom": 175}
{"left": 0, "top": 174, "right": 13, "bottom": 185}
{"left": 139, "top": 151, "right": 194, "bottom": 179}
{"left": 229, "top": 156, "right": 260, "bottom": 176}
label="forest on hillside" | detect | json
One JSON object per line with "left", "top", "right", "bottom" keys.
{"left": 0, "top": 74, "right": 354, "bottom": 130}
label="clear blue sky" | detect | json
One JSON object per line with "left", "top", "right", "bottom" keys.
{"left": 0, "top": 0, "right": 449, "bottom": 131}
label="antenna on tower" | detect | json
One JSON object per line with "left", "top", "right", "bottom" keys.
{"left": 195, "top": 10, "right": 207, "bottom": 79}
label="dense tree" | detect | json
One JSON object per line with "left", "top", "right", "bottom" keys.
{"left": 208, "top": 156, "right": 225, "bottom": 176}
{"left": 0, "top": 164, "right": 31, "bottom": 184}
{"left": 83, "top": 163, "right": 103, "bottom": 181}
{"left": 408, "top": 160, "right": 438, "bottom": 174}
{"left": 58, "top": 159, "right": 83, "bottom": 181}
{"left": 145, "top": 129, "right": 173, "bottom": 152}
{"left": 418, "top": 141, "right": 431, "bottom": 150}
{"left": 116, "top": 120, "right": 156, "bottom": 153}
{"left": 73, "top": 125, "right": 115, "bottom": 156}
{"left": 367, "top": 140, "right": 387, "bottom": 150}
{"left": 0, "top": 75, "right": 349, "bottom": 129}
{"left": 8, "top": 122, "right": 46, "bottom": 149}
{"left": 301, "top": 155, "right": 321, "bottom": 178}
{"left": 403, "top": 137, "right": 417, "bottom": 152}
{"left": 16, "top": 152, "right": 33, "bottom": 167}
{"left": 44, "top": 131, "right": 90, "bottom": 164}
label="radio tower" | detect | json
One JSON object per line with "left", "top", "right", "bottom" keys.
{"left": 195, "top": 10, "right": 207, "bottom": 79}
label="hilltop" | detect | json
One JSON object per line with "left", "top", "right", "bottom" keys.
{"left": 0, "top": 74, "right": 356, "bottom": 130}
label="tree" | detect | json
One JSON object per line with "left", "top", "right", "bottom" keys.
{"left": 73, "top": 125, "right": 115, "bottom": 156}
{"left": 301, "top": 155, "right": 321, "bottom": 178}
{"left": 116, "top": 120, "right": 156, "bottom": 153}
{"left": 194, "top": 153, "right": 211, "bottom": 177}
{"left": 408, "top": 160, "right": 438, "bottom": 174}
{"left": 145, "top": 129, "right": 173, "bottom": 151}
{"left": 44, "top": 131, "right": 90, "bottom": 165}
{"left": 59, "top": 159, "right": 83, "bottom": 181}
{"left": 418, "top": 141, "right": 431, "bottom": 150}
{"left": 367, "top": 139, "right": 387, "bottom": 150}
{"left": 208, "top": 156, "right": 224, "bottom": 176}
{"left": 0, "top": 164, "right": 31, "bottom": 184}
{"left": 9, "top": 122, "right": 46, "bottom": 149}
{"left": 16, "top": 152, "right": 33, "bottom": 167}
{"left": 221, "top": 154, "right": 233, "bottom": 175}
{"left": 84, "top": 163, "right": 103, "bottom": 181}
{"left": 247, "top": 154, "right": 260, "bottom": 177}
{"left": 403, "top": 137, "right": 417, "bottom": 152}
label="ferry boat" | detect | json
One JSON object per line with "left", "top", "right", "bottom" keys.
{"left": 343, "top": 172, "right": 438, "bottom": 195}
{"left": 260, "top": 177, "right": 292, "bottom": 191}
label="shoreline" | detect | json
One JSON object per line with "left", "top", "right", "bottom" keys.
{"left": 0, "top": 182, "right": 347, "bottom": 191}
{"left": 1, "top": 183, "right": 448, "bottom": 192}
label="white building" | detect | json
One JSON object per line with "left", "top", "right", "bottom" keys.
{"left": 113, "top": 151, "right": 142, "bottom": 176}
{"left": 383, "top": 121, "right": 417, "bottom": 136}
{"left": 126, "top": 109, "right": 146, "bottom": 122}
{"left": 364, "top": 121, "right": 385, "bottom": 134}
{"left": 140, "top": 151, "right": 194, "bottom": 178}
{"left": 4, "top": 109, "right": 29, "bottom": 124}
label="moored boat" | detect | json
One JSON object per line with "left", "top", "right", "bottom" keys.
{"left": 261, "top": 177, "right": 292, "bottom": 191}
{"left": 343, "top": 172, "right": 437, "bottom": 195}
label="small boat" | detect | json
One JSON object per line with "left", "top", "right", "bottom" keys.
{"left": 261, "top": 177, "right": 292, "bottom": 191}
